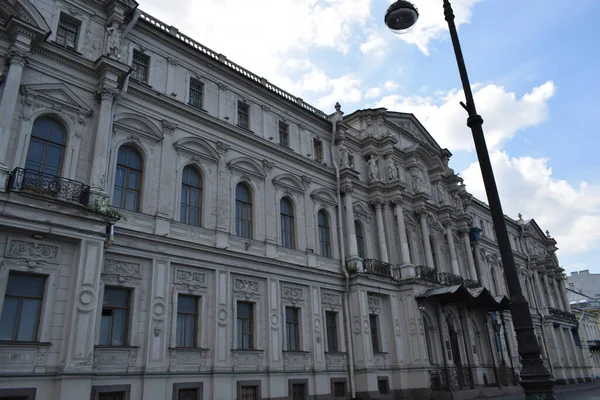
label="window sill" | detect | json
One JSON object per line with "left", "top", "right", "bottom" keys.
{"left": 283, "top": 350, "right": 310, "bottom": 354}
{"left": 187, "top": 103, "right": 208, "bottom": 113}
{"left": 0, "top": 341, "right": 52, "bottom": 348}
{"left": 236, "top": 124, "right": 254, "bottom": 134}
{"left": 324, "top": 351, "right": 346, "bottom": 355}
{"left": 169, "top": 347, "right": 210, "bottom": 352}
{"left": 232, "top": 348, "right": 264, "bottom": 352}
{"left": 95, "top": 345, "right": 139, "bottom": 349}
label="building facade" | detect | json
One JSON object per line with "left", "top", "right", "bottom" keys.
{"left": 0, "top": 0, "right": 589, "bottom": 399}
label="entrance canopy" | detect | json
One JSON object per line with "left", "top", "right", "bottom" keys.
{"left": 417, "top": 285, "right": 510, "bottom": 311}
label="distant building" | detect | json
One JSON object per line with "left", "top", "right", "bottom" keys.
{"left": 568, "top": 270, "right": 600, "bottom": 300}
{"left": 0, "top": 0, "right": 591, "bottom": 399}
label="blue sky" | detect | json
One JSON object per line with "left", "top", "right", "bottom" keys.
{"left": 140, "top": 0, "right": 600, "bottom": 274}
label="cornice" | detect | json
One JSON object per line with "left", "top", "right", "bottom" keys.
{"left": 32, "top": 44, "right": 96, "bottom": 76}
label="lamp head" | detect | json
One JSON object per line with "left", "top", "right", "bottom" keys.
{"left": 384, "top": 0, "right": 419, "bottom": 34}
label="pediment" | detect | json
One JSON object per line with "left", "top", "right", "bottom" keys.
{"left": 113, "top": 113, "right": 163, "bottom": 143}
{"left": 1, "top": 0, "right": 51, "bottom": 39}
{"left": 272, "top": 173, "right": 306, "bottom": 194}
{"left": 310, "top": 188, "right": 337, "bottom": 207}
{"left": 21, "top": 83, "right": 93, "bottom": 116}
{"left": 387, "top": 112, "right": 442, "bottom": 153}
{"left": 174, "top": 137, "right": 219, "bottom": 164}
{"left": 353, "top": 202, "right": 372, "bottom": 219}
{"left": 227, "top": 157, "right": 266, "bottom": 180}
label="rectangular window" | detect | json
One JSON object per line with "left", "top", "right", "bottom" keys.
{"left": 279, "top": 121, "right": 289, "bottom": 147}
{"left": 99, "top": 393, "right": 125, "bottom": 400}
{"left": 370, "top": 314, "right": 380, "bottom": 353}
{"left": 173, "top": 383, "right": 203, "bottom": 400}
{"left": 188, "top": 78, "right": 203, "bottom": 109}
{"left": 131, "top": 50, "right": 150, "bottom": 83}
{"left": 178, "top": 389, "right": 198, "bottom": 400}
{"left": 238, "top": 385, "right": 259, "bottom": 400}
{"left": 176, "top": 294, "right": 198, "bottom": 347}
{"left": 325, "top": 311, "right": 338, "bottom": 352}
{"left": 0, "top": 272, "right": 46, "bottom": 341}
{"left": 313, "top": 139, "right": 323, "bottom": 163}
{"left": 238, "top": 101, "right": 250, "bottom": 129}
{"left": 55, "top": 13, "right": 80, "bottom": 49}
{"left": 333, "top": 381, "right": 346, "bottom": 398}
{"left": 91, "top": 385, "right": 130, "bottom": 400}
{"left": 237, "top": 302, "right": 254, "bottom": 349}
{"left": 377, "top": 378, "right": 389, "bottom": 394}
{"left": 286, "top": 307, "right": 300, "bottom": 351}
{"left": 290, "top": 383, "right": 307, "bottom": 400}
{"left": 99, "top": 287, "right": 130, "bottom": 346}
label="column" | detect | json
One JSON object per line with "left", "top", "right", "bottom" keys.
{"left": 391, "top": 198, "right": 411, "bottom": 264}
{"left": 444, "top": 221, "right": 460, "bottom": 276}
{"left": 0, "top": 41, "right": 30, "bottom": 188}
{"left": 342, "top": 184, "right": 359, "bottom": 260}
{"left": 542, "top": 273, "right": 556, "bottom": 309}
{"left": 145, "top": 259, "right": 170, "bottom": 371}
{"left": 558, "top": 280, "right": 571, "bottom": 311}
{"left": 371, "top": 199, "right": 389, "bottom": 262}
{"left": 418, "top": 209, "right": 435, "bottom": 269}
{"left": 90, "top": 86, "right": 118, "bottom": 197}
{"left": 462, "top": 229, "right": 478, "bottom": 280}
{"left": 533, "top": 271, "right": 547, "bottom": 309}
{"left": 472, "top": 242, "right": 490, "bottom": 288}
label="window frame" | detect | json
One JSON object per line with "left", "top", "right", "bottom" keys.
{"left": 280, "top": 197, "right": 295, "bottom": 249}
{"left": 99, "top": 286, "right": 132, "bottom": 347}
{"left": 285, "top": 306, "right": 301, "bottom": 351}
{"left": 236, "top": 301, "right": 255, "bottom": 350}
{"left": 0, "top": 387, "right": 37, "bottom": 399}
{"left": 318, "top": 209, "right": 332, "bottom": 258}
{"left": 288, "top": 379, "right": 309, "bottom": 400}
{"left": 330, "top": 378, "right": 347, "bottom": 398}
{"left": 55, "top": 12, "right": 81, "bottom": 50}
{"left": 236, "top": 381, "right": 261, "bottom": 400}
{"left": 188, "top": 77, "right": 204, "bottom": 109}
{"left": 0, "top": 272, "right": 47, "bottom": 342}
{"left": 131, "top": 50, "right": 150, "bottom": 84}
{"left": 278, "top": 121, "right": 289, "bottom": 147}
{"left": 113, "top": 144, "right": 144, "bottom": 212}
{"left": 24, "top": 117, "right": 68, "bottom": 177}
{"left": 176, "top": 294, "right": 200, "bottom": 348}
{"left": 355, "top": 220, "right": 365, "bottom": 259}
{"left": 370, "top": 313, "right": 381, "bottom": 353}
{"left": 377, "top": 377, "right": 390, "bottom": 395}
{"left": 172, "top": 382, "right": 203, "bottom": 400}
{"left": 237, "top": 101, "right": 250, "bottom": 130}
{"left": 91, "top": 385, "right": 131, "bottom": 400}
{"left": 180, "top": 165, "right": 203, "bottom": 227}
{"left": 325, "top": 311, "right": 339, "bottom": 352}
{"left": 235, "top": 182, "right": 253, "bottom": 239}
{"left": 313, "top": 138, "right": 323, "bottom": 163}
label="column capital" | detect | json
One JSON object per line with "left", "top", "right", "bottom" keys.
{"left": 341, "top": 183, "right": 354, "bottom": 195}
{"left": 97, "top": 85, "right": 119, "bottom": 102}
{"left": 370, "top": 197, "right": 385, "bottom": 209}
{"left": 458, "top": 226, "right": 470, "bottom": 235}
{"left": 389, "top": 196, "right": 403, "bottom": 207}
{"left": 415, "top": 206, "right": 429, "bottom": 218}
{"left": 441, "top": 218, "right": 452, "bottom": 228}
{"left": 5, "top": 45, "right": 29, "bottom": 67}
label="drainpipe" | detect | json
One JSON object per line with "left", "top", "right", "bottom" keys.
{"left": 104, "top": 223, "right": 115, "bottom": 248}
{"left": 330, "top": 106, "right": 356, "bottom": 399}
{"left": 520, "top": 223, "right": 554, "bottom": 376}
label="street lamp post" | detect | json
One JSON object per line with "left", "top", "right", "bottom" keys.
{"left": 384, "top": 1, "right": 556, "bottom": 399}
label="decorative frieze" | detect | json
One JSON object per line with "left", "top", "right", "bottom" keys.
{"left": 283, "top": 351, "right": 310, "bottom": 371}
{"left": 325, "top": 352, "right": 347, "bottom": 371}
{"left": 281, "top": 284, "right": 304, "bottom": 305}
{"left": 6, "top": 238, "right": 59, "bottom": 261}
{"left": 232, "top": 350, "right": 264, "bottom": 371}
{"left": 322, "top": 292, "right": 342, "bottom": 311}
{"left": 102, "top": 259, "right": 141, "bottom": 284}
{"left": 174, "top": 268, "right": 207, "bottom": 293}
{"left": 368, "top": 295, "right": 381, "bottom": 314}
{"left": 233, "top": 278, "right": 260, "bottom": 300}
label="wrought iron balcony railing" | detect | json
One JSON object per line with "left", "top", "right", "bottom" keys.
{"left": 438, "top": 272, "right": 464, "bottom": 286}
{"left": 429, "top": 366, "right": 473, "bottom": 391}
{"left": 363, "top": 259, "right": 392, "bottom": 278}
{"left": 463, "top": 279, "right": 482, "bottom": 289}
{"left": 548, "top": 307, "right": 577, "bottom": 322}
{"left": 415, "top": 265, "right": 439, "bottom": 284}
{"left": 7, "top": 168, "right": 90, "bottom": 206}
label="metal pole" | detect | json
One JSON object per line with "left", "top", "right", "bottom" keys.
{"left": 442, "top": 0, "right": 556, "bottom": 398}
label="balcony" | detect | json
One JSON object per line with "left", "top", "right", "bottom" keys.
{"left": 7, "top": 168, "right": 90, "bottom": 206}
{"left": 363, "top": 259, "right": 392, "bottom": 278}
{"left": 548, "top": 307, "right": 577, "bottom": 322}
{"left": 414, "top": 265, "right": 482, "bottom": 288}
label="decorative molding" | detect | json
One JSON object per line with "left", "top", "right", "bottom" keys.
{"left": 174, "top": 136, "right": 219, "bottom": 164}
{"left": 216, "top": 140, "right": 231, "bottom": 155}
{"left": 102, "top": 259, "right": 141, "bottom": 284}
{"left": 174, "top": 269, "right": 207, "bottom": 292}
{"left": 228, "top": 156, "right": 266, "bottom": 180}
{"left": 281, "top": 284, "right": 304, "bottom": 305}
{"left": 322, "top": 292, "right": 342, "bottom": 311}
{"left": 161, "top": 119, "right": 177, "bottom": 134}
{"left": 5, "top": 238, "right": 60, "bottom": 271}
{"left": 368, "top": 295, "right": 381, "bottom": 314}
{"left": 21, "top": 83, "right": 94, "bottom": 122}
{"left": 262, "top": 159, "right": 275, "bottom": 172}
{"left": 272, "top": 173, "right": 307, "bottom": 194}
{"left": 233, "top": 278, "right": 260, "bottom": 300}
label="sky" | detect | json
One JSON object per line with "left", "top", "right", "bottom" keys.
{"left": 138, "top": 0, "right": 600, "bottom": 275}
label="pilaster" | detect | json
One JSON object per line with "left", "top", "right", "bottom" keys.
{"left": 370, "top": 198, "right": 389, "bottom": 263}
{"left": 215, "top": 142, "right": 231, "bottom": 249}
{"left": 213, "top": 270, "right": 231, "bottom": 371}
{"left": 417, "top": 208, "right": 434, "bottom": 269}
{"left": 144, "top": 259, "right": 170, "bottom": 371}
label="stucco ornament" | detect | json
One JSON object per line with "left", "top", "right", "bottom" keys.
{"left": 339, "top": 143, "right": 349, "bottom": 167}
{"left": 106, "top": 22, "right": 122, "bottom": 60}
{"left": 387, "top": 157, "right": 397, "bottom": 181}
{"left": 411, "top": 166, "right": 427, "bottom": 193}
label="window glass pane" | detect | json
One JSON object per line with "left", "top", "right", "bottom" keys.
{"left": 111, "top": 309, "right": 127, "bottom": 345}
{"left": 25, "top": 139, "right": 45, "bottom": 167}
{"left": 113, "top": 188, "right": 124, "bottom": 208}
{"left": 32, "top": 118, "right": 50, "bottom": 139}
{"left": 176, "top": 313, "right": 185, "bottom": 347}
{"left": 180, "top": 205, "right": 188, "bottom": 224}
{"left": 48, "top": 122, "right": 66, "bottom": 144}
{"left": 190, "top": 188, "right": 200, "bottom": 205}
{"left": 6, "top": 274, "right": 46, "bottom": 297}
{"left": 178, "top": 295, "right": 197, "bottom": 313}
{"left": 128, "top": 171, "right": 139, "bottom": 190}
{"left": 286, "top": 307, "right": 298, "bottom": 323}
{"left": 179, "top": 388, "right": 199, "bottom": 400}
{"left": 237, "top": 302, "right": 251, "bottom": 319}
{"left": 115, "top": 167, "right": 126, "bottom": 188}
{"left": 16, "top": 298, "right": 41, "bottom": 341}
{"left": 100, "top": 314, "right": 112, "bottom": 345}
{"left": 104, "top": 288, "right": 129, "bottom": 308}
{"left": 44, "top": 144, "right": 64, "bottom": 171}
{"left": 125, "top": 191, "right": 138, "bottom": 211}
{"left": 0, "top": 297, "right": 19, "bottom": 340}
{"left": 189, "top": 208, "right": 199, "bottom": 226}
{"left": 184, "top": 314, "right": 195, "bottom": 346}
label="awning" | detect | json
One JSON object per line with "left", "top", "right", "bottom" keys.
{"left": 417, "top": 284, "right": 510, "bottom": 311}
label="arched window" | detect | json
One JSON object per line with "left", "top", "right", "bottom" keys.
{"left": 235, "top": 183, "right": 252, "bottom": 239}
{"left": 355, "top": 221, "right": 365, "bottom": 259}
{"left": 25, "top": 117, "right": 67, "bottom": 176}
{"left": 113, "top": 145, "right": 143, "bottom": 211}
{"left": 180, "top": 165, "right": 202, "bottom": 227}
{"left": 490, "top": 268, "right": 499, "bottom": 295}
{"left": 423, "top": 315, "right": 435, "bottom": 365}
{"left": 405, "top": 228, "right": 413, "bottom": 263}
{"left": 280, "top": 197, "right": 295, "bottom": 249}
{"left": 318, "top": 210, "right": 331, "bottom": 258}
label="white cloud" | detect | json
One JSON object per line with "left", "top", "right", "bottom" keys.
{"left": 375, "top": 81, "right": 555, "bottom": 152}
{"left": 315, "top": 75, "right": 364, "bottom": 110}
{"left": 461, "top": 152, "right": 600, "bottom": 256}
{"left": 388, "top": 0, "right": 485, "bottom": 55}
{"left": 360, "top": 30, "right": 388, "bottom": 59}
{"left": 366, "top": 87, "right": 383, "bottom": 99}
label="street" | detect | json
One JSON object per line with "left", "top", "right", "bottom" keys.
{"left": 481, "top": 382, "right": 600, "bottom": 400}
